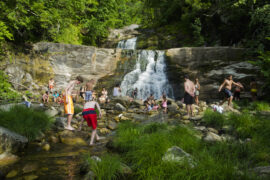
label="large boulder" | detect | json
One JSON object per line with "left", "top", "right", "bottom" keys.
{"left": 115, "top": 103, "right": 127, "bottom": 112}
{"left": 162, "top": 146, "right": 196, "bottom": 168}
{"left": 0, "top": 126, "right": 28, "bottom": 154}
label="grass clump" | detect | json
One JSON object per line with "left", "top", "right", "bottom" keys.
{"left": 85, "top": 154, "right": 122, "bottom": 180}
{"left": 251, "top": 101, "right": 270, "bottom": 111}
{"left": 0, "top": 105, "right": 52, "bottom": 140}
{"left": 203, "top": 108, "right": 225, "bottom": 129}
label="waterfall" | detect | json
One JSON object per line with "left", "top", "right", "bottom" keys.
{"left": 120, "top": 50, "right": 174, "bottom": 100}
{"left": 117, "top": 37, "right": 137, "bottom": 50}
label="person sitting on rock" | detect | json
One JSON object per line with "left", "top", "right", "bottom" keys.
{"left": 152, "top": 100, "right": 160, "bottom": 111}
{"left": 53, "top": 91, "right": 59, "bottom": 103}
{"left": 79, "top": 97, "right": 104, "bottom": 146}
{"left": 42, "top": 91, "right": 49, "bottom": 103}
{"left": 144, "top": 100, "right": 152, "bottom": 112}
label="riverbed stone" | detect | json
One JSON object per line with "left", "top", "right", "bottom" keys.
{"left": 0, "top": 126, "right": 28, "bottom": 154}
{"left": 42, "top": 143, "right": 50, "bottom": 151}
{"left": 207, "top": 127, "right": 219, "bottom": 134}
{"left": 6, "top": 170, "right": 18, "bottom": 178}
{"left": 203, "top": 132, "right": 222, "bottom": 142}
{"left": 115, "top": 103, "right": 127, "bottom": 112}
{"left": 23, "top": 163, "right": 39, "bottom": 173}
{"left": 0, "top": 152, "right": 19, "bottom": 167}
{"left": 162, "top": 146, "right": 196, "bottom": 168}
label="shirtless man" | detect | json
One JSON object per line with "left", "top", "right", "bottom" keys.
{"left": 79, "top": 97, "right": 104, "bottom": 146}
{"left": 64, "top": 76, "right": 84, "bottom": 130}
{"left": 85, "top": 79, "right": 95, "bottom": 102}
{"left": 218, "top": 75, "right": 243, "bottom": 108}
{"left": 184, "top": 75, "right": 195, "bottom": 117}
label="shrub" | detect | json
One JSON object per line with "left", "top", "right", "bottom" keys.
{"left": 0, "top": 105, "right": 53, "bottom": 140}
{"left": 86, "top": 154, "right": 122, "bottom": 180}
{"left": 251, "top": 101, "right": 270, "bottom": 111}
{"left": 0, "top": 71, "right": 21, "bottom": 102}
{"left": 203, "top": 109, "right": 225, "bottom": 129}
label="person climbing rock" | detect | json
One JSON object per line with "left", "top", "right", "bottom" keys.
{"left": 79, "top": 97, "right": 104, "bottom": 146}
{"left": 64, "top": 76, "right": 83, "bottom": 130}
{"left": 184, "top": 75, "right": 195, "bottom": 117}
{"left": 218, "top": 75, "right": 243, "bottom": 108}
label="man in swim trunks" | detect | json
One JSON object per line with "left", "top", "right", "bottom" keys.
{"left": 218, "top": 75, "right": 243, "bottom": 108}
{"left": 85, "top": 79, "right": 95, "bottom": 102}
{"left": 184, "top": 75, "right": 195, "bottom": 117}
{"left": 64, "top": 76, "right": 83, "bottom": 130}
{"left": 79, "top": 97, "right": 104, "bottom": 146}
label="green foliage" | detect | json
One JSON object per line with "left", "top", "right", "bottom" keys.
{"left": 251, "top": 101, "right": 270, "bottom": 111}
{"left": 74, "top": 106, "right": 83, "bottom": 115}
{"left": 0, "top": 71, "right": 21, "bottom": 102}
{"left": 86, "top": 154, "right": 122, "bottom": 180}
{"left": 0, "top": 105, "right": 53, "bottom": 140}
{"left": 112, "top": 122, "right": 257, "bottom": 179}
{"left": 203, "top": 108, "right": 225, "bottom": 129}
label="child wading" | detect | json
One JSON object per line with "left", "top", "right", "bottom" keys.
{"left": 80, "top": 97, "right": 104, "bottom": 146}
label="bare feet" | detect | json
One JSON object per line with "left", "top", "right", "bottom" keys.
{"left": 65, "top": 126, "right": 75, "bottom": 131}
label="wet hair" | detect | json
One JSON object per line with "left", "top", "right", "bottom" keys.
{"left": 184, "top": 75, "right": 189, "bottom": 79}
{"left": 76, "top": 76, "right": 84, "bottom": 83}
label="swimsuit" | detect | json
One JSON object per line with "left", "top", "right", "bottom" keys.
{"left": 85, "top": 91, "right": 92, "bottom": 101}
{"left": 162, "top": 101, "right": 167, "bottom": 108}
{"left": 223, "top": 88, "right": 232, "bottom": 98}
{"left": 64, "top": 95, "right": 74, "bottom": 115}
{"left": 82, "top": 108, "right": 97, "bottom": 129}
{"left": 184, "top": 92, "right": 194, "bottom": 105}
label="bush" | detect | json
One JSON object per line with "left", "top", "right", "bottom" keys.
{"left": 227, "top": 112, "right": 259, "bottom": 139}
{"left": 0, "top": 71, "right": 21, "bottom": 102}
{"left": 203, "top": 109, "right": 225, "bottom": 129}
{"left": 86, "top": 154, "right": 122, "bottom": 180}
{"left": 251, "top": 101, "right": 270, "bottom": 111}
{"left": 0, "top": 105, "right": 53, "bottom": 140}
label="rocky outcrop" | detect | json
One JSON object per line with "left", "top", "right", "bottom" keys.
{"left": 0, "top": 126, "right": 28, "bottom": 154}
{"left": 166, "top": 47, "right": 258, "bottom": 99}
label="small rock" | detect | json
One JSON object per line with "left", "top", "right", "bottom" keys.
{"left": 114, "top": 116, "right": 120, "bottom": 122}
{"left": 91, "top": 156, "right": 101, "bottom": 162}
{"left": 115, "top": 103, "right": 126, "bottom": 112}
{"left": 23, "top": 174, "right": 38, "bottom": 180}
{"left": 194, "top": 126, "right": 206, "bottom": 132}
{"left": 190, "top": 115, "right": 203, "bottom": 121}
{"left": 23, "top": 163, "right": 38, "bottom": 174}
{"left": 207, "top": 127, "right": 219, "bottom": 134}
{"left": 120, "top": 116, "right": 130, "bottom": 121}
{"left": 42, "top": 143, "right": 50, "bottom": 151}
{"left": 45, "top": 107, "right": 59, "bottom": 117}
{"left": 99, "top": 128, "right": 110, "bottom": 134}
{"left": 6, "top": 170, "right": 18, "bottom": 178}
{"left": 162, "top": 146, "right": 196, "bottom": 168}
{"left": 182, "top": 115, "right": 190, "bottom": 120}
{"left": 60, "top": 137, "right": 87, "bottom": 146}
{"left": 0, "top": 152, "right": 19, "bottom": 167}
{"left": 203, "top": 132, "right": 222, "bottom": 142}
{"left": 182, "top": 120, "right": 190, "bottom": 124}
{"left": 49, "top": 136, "right": 59, "bottom": 143}
{"left": 107, "top": 121, "right": 117, "bottom": 130}
{"left": 221, "top": 134, "right": 235, "bottom": 141}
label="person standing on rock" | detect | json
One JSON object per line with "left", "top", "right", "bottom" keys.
{"left": 64, "top": 76, "right": 83, "bottom": 130}
{"left": 194, "top": 78, "right": 200, "bottom": 105}
{"left": 80, "top": 97, "right": 104, "bottom": 146}
{"left": 48, "top": 78, "right": 55, "bottom": 93}
{"left": 85, "top": 79, "right": 95, "bottom": 102}
{"left": 184, "top": 75, "right": 195, "bottom": 117}
{"left": 113, "top": 84, "right": 121, "bottom": 97}
{"left": 218, "top": 75, "right": 243, "bottom": 108}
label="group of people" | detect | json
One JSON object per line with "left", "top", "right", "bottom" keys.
{"left": 143, "top": 93, "right": 168, "bottom": 113}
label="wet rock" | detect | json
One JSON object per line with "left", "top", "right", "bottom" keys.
{"left": 0, "top": 126, "right": 28, "bottom": 154}
{"left": 6, "top": 170, "right": 18, "bottom": 178}
{"left": 42, "top": 143, "right": 50, "bottom": 151}
{"left": 60, "top": 137, "right": 87, "bottom": 146}
{"left": 49, "top": 136, "right": 59, "bottom": 143}
{"left": 203, "top": 132, "right": 222, "bottom": 142}
{"left": 23, "top": 163, "right": 39, "bottom": 173}
{"left": 120, "top": 116, "right": 130, "bottom": 121}
{"left": 99, "top": 128, "right": 111, "bottom": 134}
{"left": 167, "top": 102, "right": 179, "bottom": 112}
{"left": 107, "top": 121, "right": 117, "bottom": 130}
{"left": 162, "top": 146, "right": 196, "bottom": 168}
{"left": 115, "top": 103, "right": 126, "bottom": 112}
{"left": 55, "top": 117, "right": 67, "bottom": 128}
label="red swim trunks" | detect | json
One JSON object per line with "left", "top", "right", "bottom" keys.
{"left": 82, "top": 108, "right": 97, "bottom": 130}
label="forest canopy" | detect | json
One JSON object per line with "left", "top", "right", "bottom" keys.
{"left": 0, "top": 0, "right": 269, "bottom": 50}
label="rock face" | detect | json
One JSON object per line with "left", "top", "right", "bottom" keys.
{"left": 0, "top": 126, "right": 28, "bottom": 154}
{"left": 166, "top": 47, "right": 258, "bottom": 99}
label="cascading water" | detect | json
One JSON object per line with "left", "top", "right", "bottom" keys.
{"left": 117, "top": 37, "right": 137, "bottom": 50}
{"left": 118, "top": 38, "right": 174, "bottom": 100}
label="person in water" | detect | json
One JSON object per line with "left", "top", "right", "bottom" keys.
{"left": 184, "top": 75, "right": 195, "bottom": 117}
{"left": 79, "top": 97, "right": 104, "bottom": 146}
{"left": 64, "top": 76, "right": 83, "bottom": 130}
{"left": 218, "top": 75, "right": 243, "bottom": 108}
{"left": 250, "top": 78, "right": 258, "bottom": 101}
{"left": 194, "top": 78, "right": 200, "bottom": 105}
